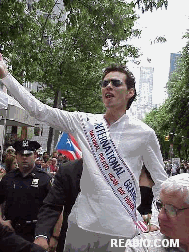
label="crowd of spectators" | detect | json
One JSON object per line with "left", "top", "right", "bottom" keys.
{"left": 0, "top": 146, "right": 70, "bottom": 181}
{"left": 164, "top": 160, "right": 189, "bottom": 177}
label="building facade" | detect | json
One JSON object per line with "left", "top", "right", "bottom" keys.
{"left": 136, "top": 66, "right": 154, "bottom": 120}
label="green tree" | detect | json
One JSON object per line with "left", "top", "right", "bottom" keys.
{"left": 135, "top": 0, "right": 168, "bottom": 13}
{"left": 0, "top": 0, "right": 168, "bottom": 153}
{"left": 144, "top": 32, "right": 189, "bottom": 160}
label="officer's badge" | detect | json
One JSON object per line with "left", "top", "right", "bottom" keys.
{"left": 31, "top": 178, "right": 39, "bottom": 187}
{"left": 22, "top": 140, "right": 29, "bottom": 147}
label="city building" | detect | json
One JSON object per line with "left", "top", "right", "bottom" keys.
{"left": 169, "top": 53, "right": 181, "bottom": 78}
{"left": 136, "top": 66, "right": 154, "bottom": 120}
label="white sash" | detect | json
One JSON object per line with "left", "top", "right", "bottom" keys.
{"left": 80, "top": 114, "right": 148, "bottom": 232}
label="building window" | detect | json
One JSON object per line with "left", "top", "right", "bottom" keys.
{"left": 34, "top": 127, "right": 40, "bottom": 136}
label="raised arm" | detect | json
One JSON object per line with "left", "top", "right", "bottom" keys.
{"left": 0, "top": 54, "right": 78, "bottom": 133}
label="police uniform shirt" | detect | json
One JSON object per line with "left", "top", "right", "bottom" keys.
{"left": 0, "top": 167, "right": 52, "bottom": 222}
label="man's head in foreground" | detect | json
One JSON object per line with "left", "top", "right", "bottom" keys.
{"left": 101, "top": 64, "right": 136, "bottom": 112}
{"left": 157, "top": 173, "right": 189, "bottom": 246}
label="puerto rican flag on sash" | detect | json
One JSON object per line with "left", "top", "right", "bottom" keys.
{"left": 56, "top": 133, "right": 82, "bottom": 160}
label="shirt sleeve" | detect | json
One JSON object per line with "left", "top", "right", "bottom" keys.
{"left": 142, "top": 130, "right": 168, "bottom": 200}
{"left": 35, "top": 168, "right": 68, "bottom": 240}
{"left": 1, "top": 74, "right": 79, "bottom": 133}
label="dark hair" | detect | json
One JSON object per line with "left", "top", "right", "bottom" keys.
{"left": 102, "top": 64, "right": 137, "bottom": 109}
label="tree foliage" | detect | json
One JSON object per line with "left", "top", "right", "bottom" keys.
{"left": 144, "top": 32, "right": 189, "bottom": 160}
{"left": 1, "top": 0, "right": 141, "bottom": 111}
{"left": 0, "top": 0, "right": 169, "bottom": 152}
{"left": 135, "top": 0, "right": 168, "bottom": 13}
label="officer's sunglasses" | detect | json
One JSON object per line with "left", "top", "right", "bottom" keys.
{"left": 100, "top": 79, "right": 123, "bottom": 88}
{"left": 155, "top": 199, "right": 189, "bottom": 217}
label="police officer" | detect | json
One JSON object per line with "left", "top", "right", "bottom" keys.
{"left": 0, "top": 140, "right": 52, "bottom": 243}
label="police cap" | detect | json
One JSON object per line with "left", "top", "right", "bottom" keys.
{"left": 13, "top": 140, "right": 41, "bottom": 155}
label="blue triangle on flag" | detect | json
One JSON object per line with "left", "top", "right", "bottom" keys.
{"left": 56, "top": 133, "right": 75, "bottom": 151}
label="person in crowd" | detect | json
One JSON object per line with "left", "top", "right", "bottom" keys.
{"left": 4, "top": 154, "right": 18, "bottom": 173}
{"left": 47, "top": 158, "right": 53, "bottom": 166}
{"left": 0, "top": 57, "right": 168, "bottom": 251}
{"left": 34, "top": 158, "right": 83, "bottom": 252}
{"left": 0, "top": 140, "right": 52, "bottom": 242}
{"left": 52, "top": 151, "right": 58, "bottom": 159}
{"left": 2, "top": 146, "right": 16, "bottom": 164}
{"left": 165, "top": 160, "right": 172, "bottom": 177}
{"left": 50, "top": 157, "right": 59, "bottom": 174}
{"left": 171, "top": 162, "right": 177, "bottom": 176}
{"left": 0, "top": 167, "right": 6, "bottom": 181}
{"left": 57, "top": 153, "right": 69, "bottom": 166}
{"left": 43, "top": 152, "right": 50, "bottom": 163}
{"left": 1, "top": 146, "right": 15, "bottom": 170}
{"left": 0, "top": 154, "right": 18, "bottom": 226}
{"left": 125, "top": 173, "right": 189, "bottom": 252}
{"left": 0, "top": 222, "right": 46, "bottom": 252}
{"left": 180, "top": 161, "right": 185, "bottom": 174}
{"left": 183, "top": 161, "right": 188, "bottom": 173}
{"left": 5, "top": 146, "right": 16, "bottom": 156}
{"left": 35, "top": 157, "right": 42, "bottom": 169}
{"left": 41, "top": 159, "right": 50, "bottom": 173}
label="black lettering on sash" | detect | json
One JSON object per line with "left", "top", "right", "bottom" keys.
{"left": 124, "top": 179, "right": 136, "bottom": 202}
{"left": 116, "top": 168, "right": 125, "bottom": 177}
{"left": 113, "top": 166, "right": 125, "bottom": 178}
{"left": 128, "top": 187, "right": 136, "bottom": 202}
{"left": 124, "top": 179, "right": 133, "bottom": 191}
{"left": 101, "top": 140, "right": 109, "bottom": 148}
{"left": 98, "top": 135, "right": 107, "bottom": 142}
{"left": 97, "top": 131, "right": 106, "bottom": 137}
{"left": 106, "top": 150, "right": 114, "bottom": 156}
{"left": 108, "top": 155, "right": 117, "bottom": 163}
{"left": 104, "top": 146, "right": 111, "bottom": 153}
{"left": 94, "top": 123, "right": 104, "bottom": 131}
{"left": 108, "top": 158, "right": 126, "bottom": 178}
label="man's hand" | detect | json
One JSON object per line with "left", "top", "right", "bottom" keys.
{"left": 34, "top": 237, "right": 49, "bottom": 250}
{"left": 0, "top": 53, "right": 9, "bottom": 79}
{"left": 49, "top": 236, "right": 58, "bottom": 252}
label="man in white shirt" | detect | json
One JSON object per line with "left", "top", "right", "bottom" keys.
{"left": 0, "top": 54, "right": 167, "bottom": 251}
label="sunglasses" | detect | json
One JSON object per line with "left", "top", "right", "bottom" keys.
{"left": 100, "top": 79, "right": 124, "bottom": 88}
{"left": 155, "top": 200, "right": 189, "bottom": 217}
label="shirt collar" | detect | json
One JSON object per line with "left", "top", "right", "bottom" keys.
{"left": 14, "top": 167, "right": 37, "bottom": 178}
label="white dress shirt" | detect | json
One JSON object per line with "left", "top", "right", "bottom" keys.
{"left": 2, "top": 74, "right": 168, "bottom": 238}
